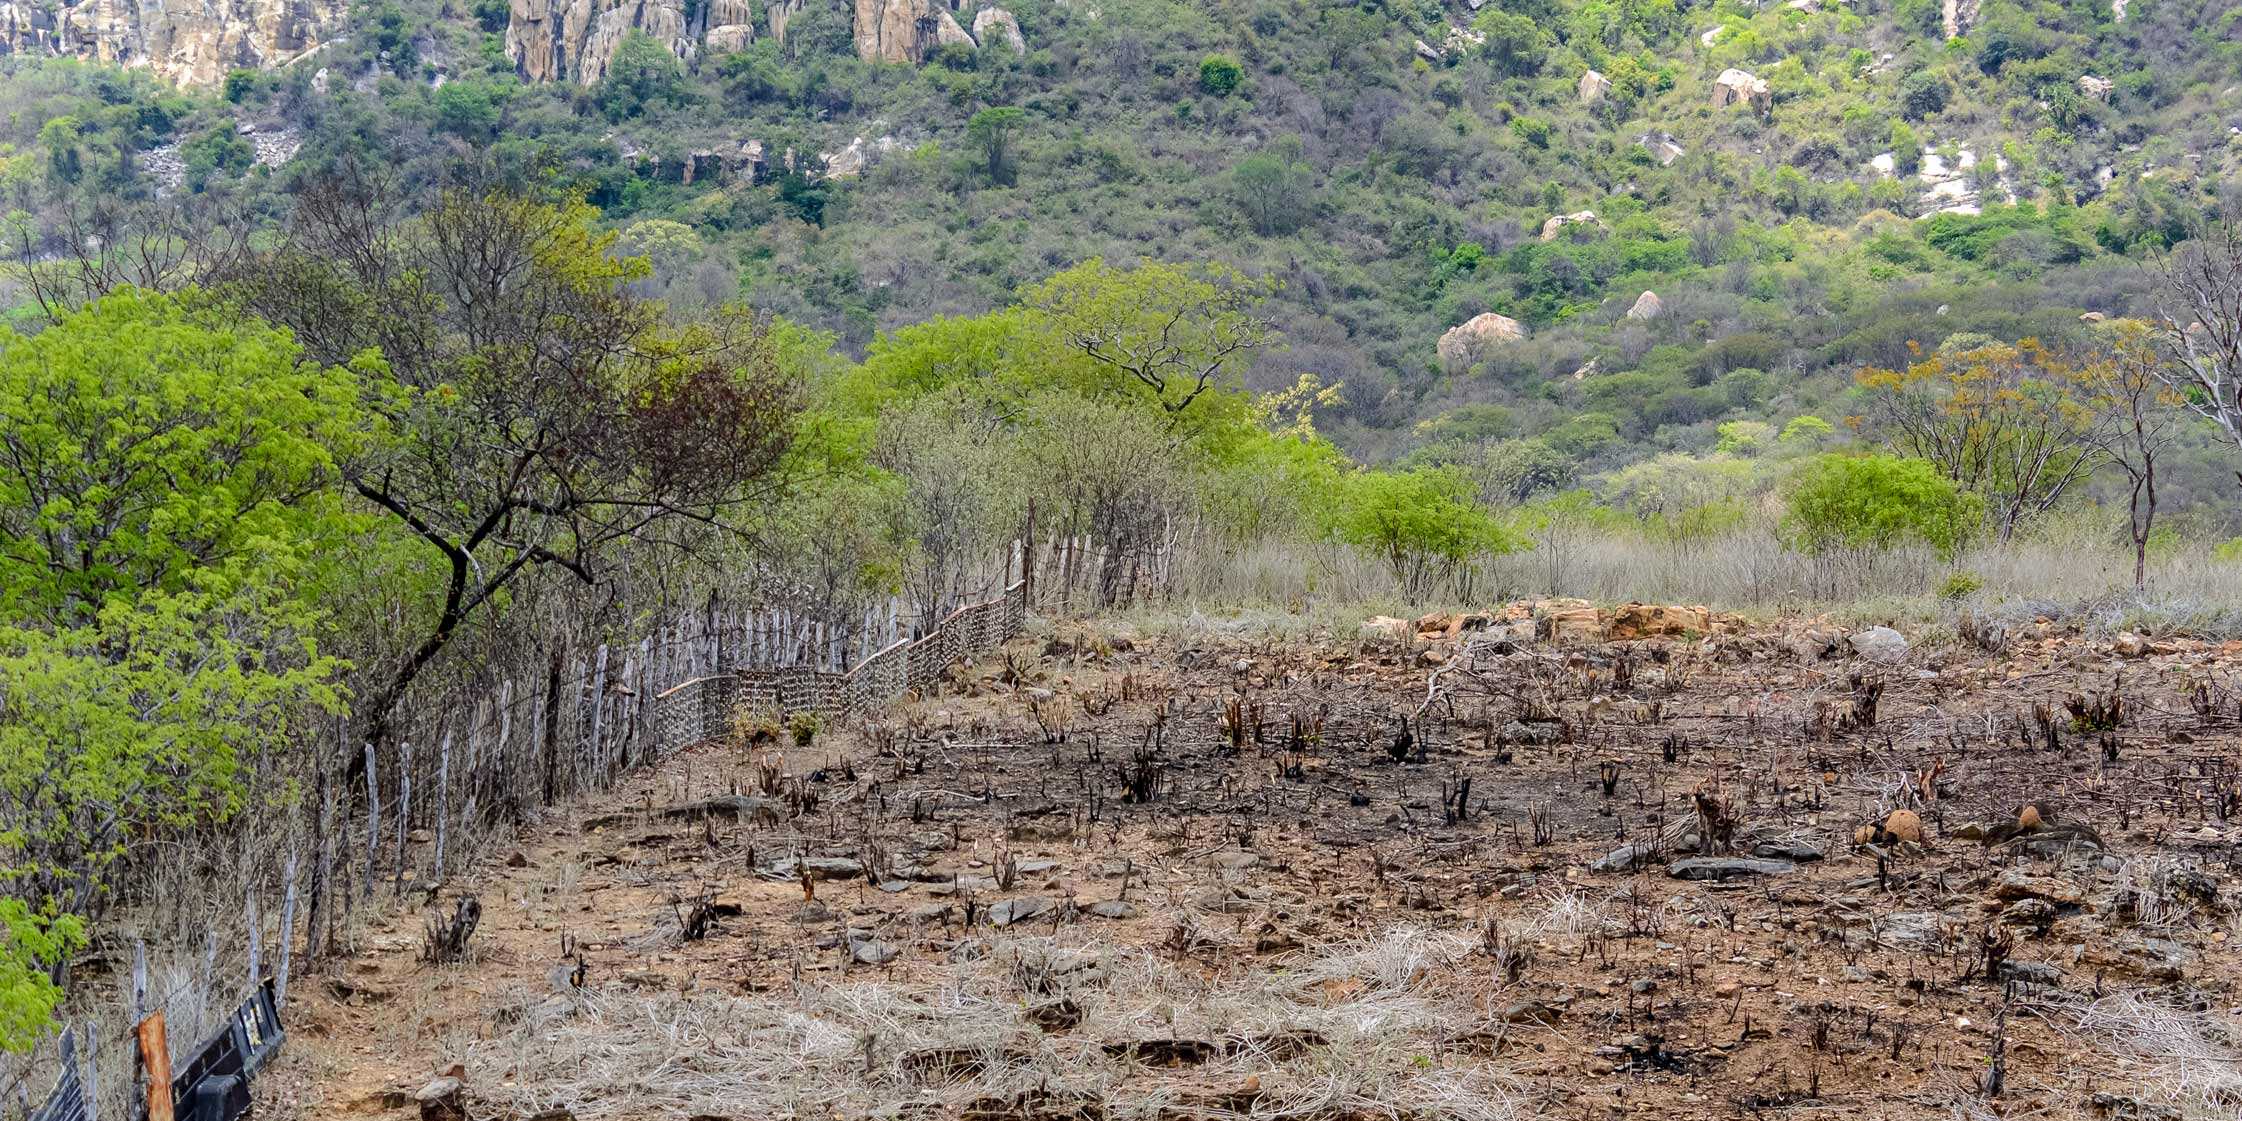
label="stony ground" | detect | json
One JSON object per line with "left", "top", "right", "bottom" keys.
{"left": 274, "top": 602, "right": 2242, "bottom": 1121}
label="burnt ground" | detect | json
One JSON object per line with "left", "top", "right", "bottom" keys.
{"left": 275, "top": 607, "right": 2242, "bottom": 1121}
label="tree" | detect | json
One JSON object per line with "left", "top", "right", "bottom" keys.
{"left": 1783, "top": 453, "right": 1981, "bottom": 558}
{"left": 1229, "top": 137, "right": 1316, "bottom": 236}
{"left": 2078, "top": 321, "right": 2187, "bottom": 589}
{"left": 233, "top": 171, "right": 800, "bottom": 755}
{"left": 1198, "top": 54, "right": 1244, "bottom": 96}
{"left": 596, "top": 31, "right": 689, "bottom": 121}
{"left": 1332, "top": 468, "right": 1519, "bottom": 601}
{"left": 1856, "top": 340, "right": 2110, "bottom": 543}
{"left": 1473, "top": 9, "right": 1548, "bottom": 77}
{"left": 967, "top": 106, "right": 1026, "bottom": 186}
{"left": 0, "top": 291, "right": 356, "bottom": 1045}
{"left": 2152, "top": 222, "right": 2242, "bottom": 464}
{"left": 1024, "top": 258, "right": 1278, "bottom": 428}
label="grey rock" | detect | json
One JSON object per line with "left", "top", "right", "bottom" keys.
{"left": 1500, "top": 1000, "right": 1561, "bottom": 1025}
{"left": 1086, "top": 899, "right": 1139, "bottom": 920}
{"left": 986, "top": 897, "right": 1053, "bottom": 927}
{"left": 1751, "top": 841, "right": 1824, "bottom": 862}
{"left": 1847, "top": 626, "right": 1909, "bottom": 664}
{"left": 852, "top": 939, "right": 900, "bottom": 965}
{"left": 1668, "top": 857, "right": 1797, "bottom": 880}
{"left": 760, "top": 855, "right": 866, "bottom": 882}
{"left": 1592, "top": 844, "right": 1656, "bottom": 873}
{"left": 1997, "top": 959, "right": 2062, "bottom": 986}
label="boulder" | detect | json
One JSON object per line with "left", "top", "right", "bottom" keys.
{"left": 1591, "top": 844, "right": 1657, "bottom": 873}
{"left": 1539, "top": 210, "right": 1602, "bottom": 241}
{"left": 853, "top": 0, "right": 939, "bottom": 63}
{"left": 2079, "top": 74, "right": 2113, "bottom": 100}
{"left": 1625, "top": 291, "right": 1663, "bottom": 320}
{"left": 1856, "top": 808, "right": 1923, "bottom": 845}
{"left": 986, "top": 896, "right": 1053, "bottom": 927}
{"left": 971, "top": 6, "right": 1025, "bottom": 53}
{"left": 1412, "top": 38, "right": 1442, "bottom": 62}
{"left": 1578, "top": 69, "right": 1611, "bottom": 104}
{"left": 934, "top": 8, "right": 975, "bottom": 48}
{"left": 1436, "top": 312, "right": 1527, "bottom": 371}
{"left": 1710, "top": 68, "right": 1770, "bottom": 110}
{"left": 1360, "top": 615, "right": 1415, "bottom": 643}
{"left": 1846, "top": 626, "right": 1908, "bottom": 664}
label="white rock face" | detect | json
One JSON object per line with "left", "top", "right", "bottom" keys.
{"left": 971, "top": 6, "right": 1025, "bottom": 53}
{"left": 1626, "top": 291, "right": 1663, "bottom": 320}
{"left": 1437, "top": 313, "right": 1526, "bottom": 372}
{"left": 0, "top": 0, "right": 344, "bottom": 86}
{"left": 1579, "top": 69, "right": 1611, "bottom": 104}
{"left": 1540, "top": 210, "right": 1602, "bottom": 241}
{"left": 1711, "top": 67, "right": 1770, "bottom": 110}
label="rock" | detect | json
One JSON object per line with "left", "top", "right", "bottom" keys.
{"left": 1578, "top": 69, "right": 1611, "bottom": 104}
{"left": 2091, "top": 1094, "right": 2180, "bottom": 1121}
{"left": 852, "top": 939, "right": 900, "bottom": 964}
{"left": 2079, "top": 74, "right": 2114, "bottom": 100}
{"left": 1751, "top": 840, "right": 1823, "bottom": 862}
{"left": 970, "top": 6, "right": 1025, "bottom": 53}
{"left": 1998, "top": 897, "right": 2057, "bottom": 930}
{"left": 1412, "top": 37, "right": 1442, "bottom": 62}
{"left": 1710, "top": 68, "right": 1770, "bottom": 111}
{"left": 1592, "top": 844, "right": 1656, "bottom": 873}
{"left": 1846, "top": 626, "right": 1908, "bottom": 664}
{"left": 986, "top": 896, "right": 1053, "bottom": 927}
{"left": 1500, "top": 1000, "right": 1561, "bottom": 1025}
{"left": 1539, "top": 210, "right": 1601, "bottom": 241}
{"left": 1605, "top": 603, "right": 1707, "bottom": 639}
{"left": 1625, "top": 290, "right": 1663, "bottom": 320}
{"left": 0, "top": 0, "right": 347, "bottom": 87}
{"left": 1534, "top": 600, "right": 1603, "bottom": 643}
{"left": 1436, "top": 312, "right": 1527, "bottom": 371}
{"left": 1995, "top": 869, "right": 2084, "bottom": 905}
{"left": 1085, "top": 899, "right": 1139, "bottom": 920}
{"left": 1501, "top": 720, "right": 1563, "bottom": 746}
{"left": 508, "top": 0, "right": 699, "bottom": 84}
{"left": 1943, "top": 0, "right": 1979, "bottom": 37}
{"left": 1996, "top": 959, "right": 2062, "bottom": 986}
{"left": 1699, "top": 24, "right": 1727, "bottom": 45}
{"left": 934, "top": 8, "right": 974, "bottom": 48}
{"left": 1875, "top": 911, "right": 1947, "bottom": 950}
{"left": 416, "top": 1076, "right": 466, "bottom": 1121}
{"left": 759, "top": 855, "right": 866, "bottom": 882}
{"left": 853, "top": 0, "right": 942, "bottom": 62}
{"left": 2112, "top": 632, "right": 2152, "bottom": 658}
{"left": 1667, "top": 856, "right": 1796, "bottom": 880}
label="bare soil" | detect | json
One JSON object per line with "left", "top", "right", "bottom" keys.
{"left": 272, "top": 610, "right": 2242, "bottom": 1121}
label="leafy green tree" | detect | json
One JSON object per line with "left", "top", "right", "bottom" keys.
{"left": 1783, "top": 453, "right": 1980, "bottom": 557}
{"left": 1228, "top": 137, "right": 1316, "bottom": 235}
{"left": 967, "top": 106, "right": 1025, "bottom": 185}
{"left": 1024, "top": 258, "right": 1278, "bottom": 428}
{"left": 1332, "top": 467, "right": 1519, "bottom": 600}
{"left": 1473, "top": 9, "right": 1548, "bottom": 76}
{"left": 435, "top": 80, "right": 503, "bottom": 140}
{"left": 0, "top": 290, "right": 360, "bottom": 1046}
{"left": 1198, "top": 54, "right": 1244, "bottom": 96}
{"left": 596, "top": 32, "right": 689, "bottom": 121}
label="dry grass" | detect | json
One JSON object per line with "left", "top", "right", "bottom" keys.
{"left": 1158, "top": 528, "right": 2242, "bottom": 636}
{"left": 2042, "top": 988, "right": 2242, "bottom": 1112}
{"left": 468, "top": 927, "right": 1532, "bottom": 1121}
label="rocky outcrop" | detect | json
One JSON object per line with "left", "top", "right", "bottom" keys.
{"left": 1626, "top": 291, "right": 1663, "bottom": 320}
{"left": 934, "top": 8, "right": 974, "bottom": 48}
{"left": 0, "top": 0, "right": 342, "bottom": 86}
{"left": 1711, "top": 68, "right": 1770, "bottom": 110}
{"left": 1941, "top": 0, "right": 1978, "bottom": 37}
{"left": 971, "top": 6, "right": 1025, "bottom": 54}
{"left": 766, "top": 0, "right": 805, "bottom": 41}
{"left": 1578, "top": 69, "right": 1610, "bottom": 104}
{"left": 508, "top": 0, "right": 701, "bottom": 84}
{"left": 853, "top": 0, "right": 940, "bottom": 63}
{"left": 2078, "top": 74, "right": 2113, "bottom": 100}
{"left": 1437, "top": 313, "right": 1526, "bottom": 371}
{"left": 1539, "top": 210, "right": 1601, "bottom": 240}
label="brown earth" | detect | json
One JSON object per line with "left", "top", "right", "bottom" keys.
{"left": 268, "top": 610, "right": 2242, "bottom": 1121}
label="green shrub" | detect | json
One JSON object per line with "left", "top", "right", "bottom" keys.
{"left": 1784, "top": 453, "right": 1981, "bottom": 558}
{"left": 1937, "top": 571, "right": 1983, "bottom": 600}
{"left": 1199, "top": 54, "right": 1244, "bottom": 96}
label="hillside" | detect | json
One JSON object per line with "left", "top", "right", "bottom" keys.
{"left": 4, "top": 0, "right": 2238, "bottom": 470}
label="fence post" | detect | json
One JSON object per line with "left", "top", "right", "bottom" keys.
{"left": 394, "top": 740, "right": 412, "bottom": 897}
{"left": 362, "top": 742, "right": 379, "bottom": 901}
{"left": 588, "top": 645, "right": 609, "bottom": 786}
{"left": 245, "top": 885, "right": 261, "bottom": 998}
{"left": 276, "top": 844, "right": 299, "bottom": 1007}
{"left": 433, "top": 725, "right": 452, "bottom": 885}
{"left": 82, "top": 1023, "right": 98, "bottom": 1121}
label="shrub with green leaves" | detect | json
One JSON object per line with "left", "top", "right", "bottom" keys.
{"left": 1330, "top": 467, "right": 1520, "bottom": 600}
{"left": 1783, "top": 453, "right": 1981, "bottom": 558}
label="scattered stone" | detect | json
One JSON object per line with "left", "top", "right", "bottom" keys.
{"left": 852, "top": 939, "right": 900, "bottom": 965}
{"left": 1539, "top": 210, "right": 1602, "bottom": 241}
{"left": 1750, "top": 840, "right": 1823, "bottom": 862}
{"left": 1592, "top": 844, "right": 1657, "bottom": 873}
{"left": 1086, "top": 899, "right": 1139, "bottom": 920}
{"left": 1996, "top": 959, "right": 2062, "bottom": 987}
{"left": 986, "top": 897, "right": 1053, "bottom": 927}
{"left": 1579, "top": 69, "right": 1611, "bottom": 104}
{"left": 1711, "top": 68, "right": 1770, "bottom": 110}
{"left": 759, "top": 856, "right": 866, "bottom": 882}
{"left": 1500, "top": 1000, "right": 1562, "bottom": 1025}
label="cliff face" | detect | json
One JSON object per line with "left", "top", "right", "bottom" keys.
{"left": 0, "top": 0, "right": 341, "bottom": 86}
{"left": 506, "top": 0, "right": 967, "bottom": 85}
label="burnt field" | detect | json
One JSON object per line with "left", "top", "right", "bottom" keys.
{"left": 286, "top": 604, "right": 2242, "bottom": 1121}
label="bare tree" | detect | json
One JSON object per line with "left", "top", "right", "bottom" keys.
{"left": 3, "top": 181, "right": 257, "bottom": 320}
{"left": 2080, "top": 322, "right": 2186, "bottom": 590}
{"left": 2152, "top": 222, "right": 2242, "bottom": 466}
{"left": 229, "top": 164, "right": 801, "bottom": 755}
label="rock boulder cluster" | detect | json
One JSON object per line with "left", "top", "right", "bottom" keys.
{"left": 508, "top": 0, "right": 1029, "bottom": 85}
{"left": 0, "top": 0, "right": 343, "bottom": 86}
